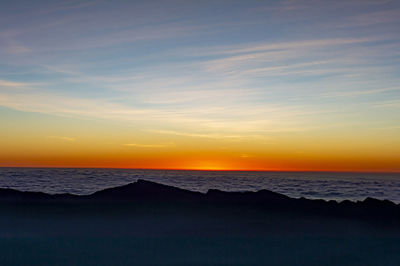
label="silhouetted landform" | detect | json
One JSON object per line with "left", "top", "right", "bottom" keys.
{"left": 2, "top": 180, "right": 400, "bottom": 265}
{"left": 1, "top": 179, "right": 399, "bottom": 221}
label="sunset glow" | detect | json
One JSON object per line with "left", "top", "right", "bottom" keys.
{"left": 0, "top": 1, "right": 399, "bottom": 172}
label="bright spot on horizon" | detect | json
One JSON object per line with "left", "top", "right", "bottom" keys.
{"left": 0, "top": 0, "right": 399, "bottom": 172}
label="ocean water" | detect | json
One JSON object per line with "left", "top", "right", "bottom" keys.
{"left": 0, "top": 168, "right": 399, "bottom": 203}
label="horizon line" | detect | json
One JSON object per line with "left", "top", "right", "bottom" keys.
{"left": 0, "top": 166, "right": 399, "bottom": 174}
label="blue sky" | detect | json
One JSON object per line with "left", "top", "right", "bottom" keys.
{"left": 0, "top": 0, "right": 399, "bottom": 170}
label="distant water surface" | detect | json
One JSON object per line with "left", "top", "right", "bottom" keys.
{"left": 0, "top": 168, "right": 399, "bottom": 203}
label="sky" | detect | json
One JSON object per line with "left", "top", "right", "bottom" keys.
{"left": 0, "top": 0, "right": 399, "bottom": 172}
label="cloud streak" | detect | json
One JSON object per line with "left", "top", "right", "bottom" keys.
{"left": 124, "top": 143, "right": 173, "bottom": 148}
{"left": 46, "top": 136, "right": 75, "bottom": 141}
{"left": 0, "top": 0, "right": 399, "bottom": 170}
{"left": 323, "top": 87, "right": 400, "bottom": 98}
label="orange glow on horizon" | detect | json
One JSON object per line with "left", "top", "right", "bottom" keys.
{"left": 1, "top": 128, "right": 399, "bottom": 173}
{"left": 1, "top": 1, "right": 400, "bottom": 177}
{"left": 1, "top": 161, "right": 399, "bottom": 173}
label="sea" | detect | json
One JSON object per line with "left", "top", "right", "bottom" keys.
{"left": 0, "top": 168, "right": 399, "bottom": 203}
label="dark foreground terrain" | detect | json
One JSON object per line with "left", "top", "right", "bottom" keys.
{"left": 1, "top": 179, "right": 400, "bottom": 265}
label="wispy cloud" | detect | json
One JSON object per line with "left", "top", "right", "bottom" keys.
{"left": 373, "top": 100, "right": 400, "bottom": 109}
{"left": 0, "top": 89, "right": 156, "bottom": 120}
{"left": 192, "top": 37, "right": 374, "bottom": 57}
{"left": 1, "top": 0, "right": 399, "bottom": 161}
{"left": 46, "top": 136, "right": 75, "bottom": 141}
{"left": 0, "top": 79, "right": 31, "bottom": 87}
{"left": 195, "top": 37, "right": 391, "bottom": 80}
{"left": 2, "top": 42, "right": 30, "bottom": 54}
{"left": 0, "top": 76, "right": 359, "bottom": 136}
{"left": 147, "top": 129, "right": 249, "bottom": 140}
{"left": 124, "top": 143, "right": 174, "bottom": 148}
{"left": 341, "top": 9, "right": 400, "bottom": 27}
{"left": 323, "top": 87, "right": 400, "bottom": 98}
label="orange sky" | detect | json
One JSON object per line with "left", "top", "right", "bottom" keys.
{"left": 1, "top": 110, "right": 398, "bottom": 173}
{"left": 1, "top": 1, "right": 400, "bottom": 173}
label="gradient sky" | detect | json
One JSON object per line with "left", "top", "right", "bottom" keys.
{"left": 0, "top": 0, "right": 399, "bottom": 172}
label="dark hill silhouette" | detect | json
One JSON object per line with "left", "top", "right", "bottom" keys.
{"left": 2, "top": 180, "right": 400, "bottom": 265}
{"left": 1, "top": 179, "right": 399, "bottom": 221}
{"left": 90, "top": 179, "right": 203, "bottom": 201}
